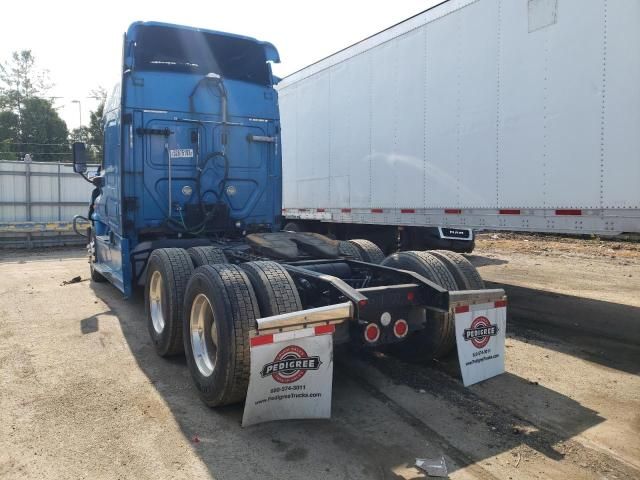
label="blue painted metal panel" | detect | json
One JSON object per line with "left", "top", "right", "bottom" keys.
{"left": 91, "top": 21, "right": 282, "bottom": 294}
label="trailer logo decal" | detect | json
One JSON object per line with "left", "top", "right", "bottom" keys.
{"left": 463, "top": 316, "right": 498, "bottom": 349}
{"left": 260, "top": 345, "right": 322, "bottom": 384}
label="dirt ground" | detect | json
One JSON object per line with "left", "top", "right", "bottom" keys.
{"left": 1, "top": 234, "right": 639, "bottom": 479}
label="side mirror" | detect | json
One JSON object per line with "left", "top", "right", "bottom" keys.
{"left": 72, "top": 142, "right": 88, "bottom": 174}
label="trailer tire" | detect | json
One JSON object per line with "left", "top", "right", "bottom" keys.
{"left": 428, "top": 250, "right": 485, "bottom": 290}
{"left": 338, "top": 241, "right": 364, "bottom": 260}
{"left": 381, "top": 251, "right": 458, "bottom": 359}
{"left": 240, "top": 261, "right": 302, "bottom": 317}
{"left": 187, "top": 246, "right": 228, "bottom": 267}
{"left": 145, "top": 248, "right": 193, "bottom": 357}
{"left": 347, "top": 239, "right": 385, "bottom": 264}
{"left": 283, "top": 222, "right": 302, "bottom": 232}
{"left": 183, "top": 264, "right": 259, "bottom": 407}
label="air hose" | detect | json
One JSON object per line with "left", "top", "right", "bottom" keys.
{"left": 163, "top": 150, "right": 229, "bottom": 235}
{"left": 166, "top": 74, "right": 230, "bottom": 235}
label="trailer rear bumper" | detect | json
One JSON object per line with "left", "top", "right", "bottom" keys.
{"left": 256, "top": 302, "right": 353, "bottom": 334}
{"left": 448, "top": 289, "right": 507, "bottom": 309}
{"left": 254, "top": 288, "right": 506, "bottom": 337}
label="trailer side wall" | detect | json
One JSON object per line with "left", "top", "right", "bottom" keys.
{"left": 278, "top": 0, "right": 640, "bottom": 234}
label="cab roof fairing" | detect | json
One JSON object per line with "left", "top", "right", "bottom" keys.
{"left": 125, "top": 21, "right": 280, "bottom": 63}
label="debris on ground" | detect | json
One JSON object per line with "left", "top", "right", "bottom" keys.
{"left": 514, "top": 452, "right": 522, "bottom": 468}
{"left": 415, "top": 455, "right": 448, "bottom": 477}
{"left": 60, "top": 276, "right": 84, "bottom": 286}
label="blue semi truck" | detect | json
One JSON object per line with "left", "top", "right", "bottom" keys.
{"left": 72, "top": 22, "right": 504, "bottom": 407}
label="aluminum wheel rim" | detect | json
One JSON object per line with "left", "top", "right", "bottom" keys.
{"left": 149, "top": 270, "right": 165, "bottom": 334}
{"left": 190, "top": 293, "right": 218, "bottom": 377}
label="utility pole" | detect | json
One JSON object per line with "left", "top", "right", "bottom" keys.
{"left": 71, "top": 99, "right": 82, "bottom": 129}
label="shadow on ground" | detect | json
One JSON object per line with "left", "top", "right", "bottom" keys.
{"left": 465, "top": 254, "right": 508, "bottom": 267}
{"left": 485, "top": 281, "right": 640, "bottom": 375}
{"left": 80, "top": 278, "right": 629, "bottom": 479}
{"left": 359, "top": 350, "right": 605, "bottom": 464}
{"left": 88, "top": 283, "right": 420, "bottom": 479}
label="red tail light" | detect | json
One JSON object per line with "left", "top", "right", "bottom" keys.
{"left": 393, "top": 319, "right": 408, "bottom": 338}
{"left": 364, "top": 323, "right": 380, "bottom": 343}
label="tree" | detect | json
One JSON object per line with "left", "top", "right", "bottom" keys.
{"left": 0, "top": 110, "right": 19, "bottom": 159}
{"left": 0, "top": 96, "right": 69, "bottom": 161}
{"left": 0, "top": 110, "right": 18, "bottom": 142}
{"left": 20, "top": 97, "right": 69, "bottom": 161}
{"left": 0, "top": 50, "right": 52, "bottom": 110}
{"left": 88, "top": 98, "right": 105, "bottom": 147}
{"left": 0, "top": 50, "right": 68, "bottom": 161}
{"left": 0, "top": 50, "right": 52, "bottom": 117}
{"left": 70, "top": 86, "right": 106, "bottom": 163}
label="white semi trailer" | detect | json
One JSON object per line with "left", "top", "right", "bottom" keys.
{"left": 278, "top": 0, "right": 640, "bottom": 253}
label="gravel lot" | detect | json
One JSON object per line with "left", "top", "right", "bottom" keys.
{"left": 1, "top": 235, "right": 638, "bottom": 479}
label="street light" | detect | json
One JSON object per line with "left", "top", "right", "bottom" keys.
{"left": 71, "top": 100, "right": 82, "bottom": 129}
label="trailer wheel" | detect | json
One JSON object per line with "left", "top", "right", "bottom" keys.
{"left": 428, "top": 250, "right": 485, "bottom": 290}
{"left": 381, "top": 251, "right": 458, "bottom": 359}
{"left": 145, "top": 248, "right": 193, "bottom": 357}
{"left": 462, "top": 240, "right": 476, "bottom": 254}
{"left": 338, "top": 241, "right": 363, "bottom": 260}
{"left": 187, "top": 246, "right": 228, "bottom": 267}
{"left": 283, "top": 222, "right": 302, "bottom": 232}
{"left": 89, "top": 229, "right": 106, "bottom": 283}
{"left": 240, "top": 261, "right": 302, "bottom": 316}
{"left": 347, "top": 239, "right": 385, "bottom": 264}
{"left": 183, "top": 264, "right": 259, "bottom": 406}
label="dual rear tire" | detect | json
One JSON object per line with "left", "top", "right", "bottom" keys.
{"left": 145, "top": 248, "right": 194, "bottom": 357}
{"left": 144, "top": 246, "right": 228, "bottom": 358}
{"left": 428, "top": 250, "right": 484, "bottom": 290}
{"left": 381, "top": 250, "right": 483, "bottom": 360}
{"left": 339, "top": 239, "right": 385, "bottom": 264}
{"left": 145, "top": 245, "right": 483, "bottom": 403}
{"left": 182, "top": 264, "right": 259, "bottom": 406}
{"left": 186, "top": 246, "right": 228, "bottom": 267}
{"left": 146, "top": 248, "right": 301, "bottom": 406}
{"left": 181, "top": 261, "right": 300, "bottom": 406}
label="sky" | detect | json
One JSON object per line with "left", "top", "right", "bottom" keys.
{"left": 1, "top": 0, "right": 441, "bottom": 130}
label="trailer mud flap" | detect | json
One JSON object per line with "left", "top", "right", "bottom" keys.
{"left": 454, "top": 300, "right": 507, "bottom": 386}
{"left": 242, "top": 325, "right": 335, "bottom": 427}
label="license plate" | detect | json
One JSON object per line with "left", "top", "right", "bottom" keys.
{"left": 169, "top": 148, "right": 194, "bottom": 159}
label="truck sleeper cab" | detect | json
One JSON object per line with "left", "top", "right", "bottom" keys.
{"left": 72, "top": 22, "right": 504, "bottom": 408}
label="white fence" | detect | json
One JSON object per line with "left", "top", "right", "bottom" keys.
{"left": 0, "top": 160, "right": 99, "bottom": 248}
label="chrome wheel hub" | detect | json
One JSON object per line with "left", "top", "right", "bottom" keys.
{"left": 149, "top": 271, "right": 165, "bottom": 334}
{"left": 190, "top": 293, "right": 218, "bottom": 377}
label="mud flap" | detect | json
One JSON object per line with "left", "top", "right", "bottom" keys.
{"left": 242, "top": 325, "right": 335, "bottom": 427}
{"left": 454, "top": 300, "right": 507, "bottom": 386}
